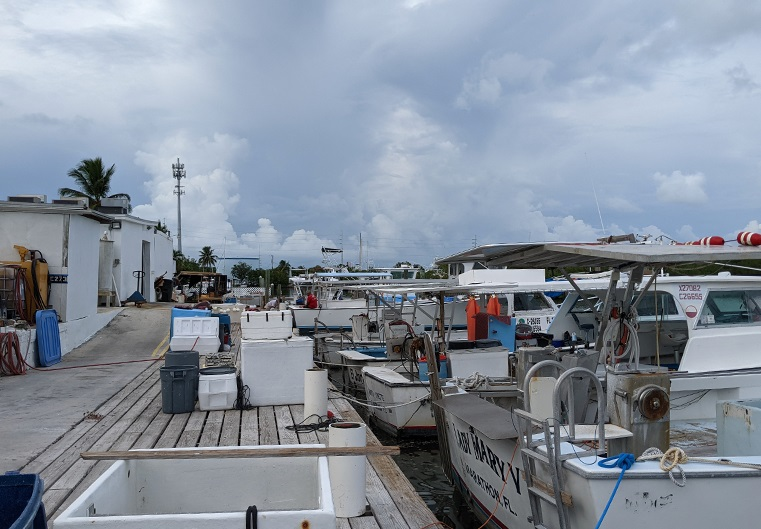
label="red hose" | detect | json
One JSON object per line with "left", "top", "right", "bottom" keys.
{"left": 0, "top": 331, "right": 26, "bottom": 375}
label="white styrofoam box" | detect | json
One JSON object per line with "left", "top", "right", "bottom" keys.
{"left": 173, "top": 317, "right": 219, "bottom": 337}
{"left": 240, "top": 310, "right": 293, "bottom": 340}
{"left": 198, "top": 372, "right": 237, "bottom": 411}
{"left": 169, "top": 335, "right": 220, "bottom": 355}
{"left": 211, "top": 303, "right": 247, "bottom": 325}
{"left": 448, "top": 346, "right": 511, "bottom": 378}
{"left": 240, "top": 337, "right": 314, "bottom": 405}
{"left": 53, "top": 445, "right": 335, "bottom": 529}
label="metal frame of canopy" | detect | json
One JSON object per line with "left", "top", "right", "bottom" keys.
{"left": 438, "top": 241, "right": 761, "bottom": 354}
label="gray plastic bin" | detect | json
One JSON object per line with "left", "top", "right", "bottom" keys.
{"left": 160, "top": 365, "right": 199, "bottom": 414}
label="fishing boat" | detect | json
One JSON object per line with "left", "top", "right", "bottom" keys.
{"left": 288, "top": 270, "right": 392, "bottom": 334}
{"left": 355, "top": 275, "right": 614, "bottom": 437}
{"left": 429, "top": 238, "right": 761, "bottom": 529}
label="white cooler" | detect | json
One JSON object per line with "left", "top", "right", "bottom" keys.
{"left": 198, "top": 366, "right": 238, "bottom": 411}
{"left": 447, "top": 346, "right": 511, "bottom": 378}
{"left": 240, "top": 337, "right": 313, "bottom": 405}
{"left": 240, "top": 310, "right": 293, "bottom": 340}
{"left": 169, "top": 317, "right": 221, "bottom": 355}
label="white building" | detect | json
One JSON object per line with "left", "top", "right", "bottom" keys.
{"left": 0, "top": 196, "right": 173, "bottom": 359}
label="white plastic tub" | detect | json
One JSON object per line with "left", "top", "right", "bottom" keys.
{"left": 53, "top": 445, "right": 335, "bottom": 529}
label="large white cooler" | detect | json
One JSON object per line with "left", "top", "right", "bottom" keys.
{"left": 448, "top": 346, "right": 511, "bottom": 378}
{"left": 169, "top": 317, "right": 220, "bottom": 355}
{"left": 240, "top": 337, "right": 313, "bottom": 405}
{"left": 240, "top": 310, "right": 293, "bottom": 340}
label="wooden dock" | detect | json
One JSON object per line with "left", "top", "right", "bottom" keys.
{"left": 22, "top": 330, "right": 441, "bottom": 529}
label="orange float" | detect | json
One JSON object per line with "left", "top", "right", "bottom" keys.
{"left": 465, "top": 296, "right": 480, "bottom": 341}
{"left": 486, "top": 294, "right": 501, "bottom": 317}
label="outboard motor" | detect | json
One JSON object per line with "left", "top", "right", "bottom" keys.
{"left": 606, "top": 366, "right": 670, "bottom": 457}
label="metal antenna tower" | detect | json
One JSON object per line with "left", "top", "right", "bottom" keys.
{"left": 172, "top": 158, "right": 186, "bottom": 254}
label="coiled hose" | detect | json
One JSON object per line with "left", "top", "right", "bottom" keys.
{"left": 0, "top": 331, "right": 25, "bottom": 375}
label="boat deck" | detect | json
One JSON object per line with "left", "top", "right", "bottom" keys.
{"left": 21, "top": 327, "right": 439, "bottom": 529}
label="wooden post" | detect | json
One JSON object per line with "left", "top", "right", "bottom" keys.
{"left": 426, "top": 291, "right": 452, "bottom": 481}
{"left": 81, "top": 445, "right": 400, "bottom": 461}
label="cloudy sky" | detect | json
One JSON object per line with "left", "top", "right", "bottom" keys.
{"left": 4, "top": 1, "right": 761, "bottom": 271}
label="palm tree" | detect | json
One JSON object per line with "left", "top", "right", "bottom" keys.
{"left": 198, "top": 246, "right": 218, "bottom": 272}
{"left": 59, "top": 157, "right": 131, "bottom": 211}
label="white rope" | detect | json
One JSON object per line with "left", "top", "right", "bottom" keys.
{"left": 637, "top": 446, "right": 761, "bottom": 488}
{"left": 454, "top": 372, "right": 489, "bottom": 390}
{"left": 328, "top": 387, "right": 430, "bottom": 410}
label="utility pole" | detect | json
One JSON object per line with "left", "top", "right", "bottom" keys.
{"left": 172, "top": 158, "right": 186, "bottom": 254}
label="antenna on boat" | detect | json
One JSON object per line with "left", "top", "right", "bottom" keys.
{"left": 585, "top": 152, "right": 606, "bottom": 235}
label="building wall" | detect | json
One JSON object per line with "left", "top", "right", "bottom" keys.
{"left": 108, "top": 217, "right": 173, "bottom": 303}
{"left": 65, "top": 215, "right": 101, "bottom": 320}
{"left": 0, "top": 211, "right": 102, "bottom": 322}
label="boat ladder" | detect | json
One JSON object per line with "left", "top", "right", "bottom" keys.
{"left": 514, "top": 361, "right": 606, "bottom": 529}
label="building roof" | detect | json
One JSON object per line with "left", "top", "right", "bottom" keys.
{"left": 0, "top": 201, "right": 113, "bottom": 224}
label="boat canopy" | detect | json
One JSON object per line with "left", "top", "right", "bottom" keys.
{"left": 436, "top": 242, "right": 761, "bottom": 271}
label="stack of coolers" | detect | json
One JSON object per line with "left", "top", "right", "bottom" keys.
{"left": 162, "top": 307, "right": 237, "bottom": 413}
{"left": 239, "top": 310, "right": 313, "bottom": 405}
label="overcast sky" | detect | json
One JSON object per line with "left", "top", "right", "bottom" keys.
{"left": 4, "top": 1, "right": 761, "bottom": 270}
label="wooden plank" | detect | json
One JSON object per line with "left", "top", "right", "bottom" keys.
{"left": 51, "top": 394, "right": 167, "bottom": 520}
{"left": 82, "top": 446, "right": 401, "bottom": 460}
{"left": 44, "top": 373, "right": 163, "bottom": 516}
{"left": 219, "top": 409, "right": 241, "bottom": 446}
{"left": 239, "top": 408, "right": 259, "bottom": 445}
{"left": 198, "top": 410, "right": 224, "bottom": 447}
{"left": 258, "top": 406, "right": 278, "bottom": 445}
{"left": 290, "top": 404, "right": 321, "bottom": 444}
{"left": 349, "top": 515, "right": 382, "bottom": 529}
{"left": 21, "top": 362, "right": 160, "bottom": 475}
{"left": 35, "top": 369, "right": 162, "bottom": 493}
{"left": 364, "top": 463, "right": 409, "bottom": 529}
{"left": 176, "top": 410, "right": 206, "bottom": 447}
{"left": 153, "top": 408, "right": 190, "bottom": 448}
{"left": 337, "top": 517, "right": 353, "bottom": 529}
{"left": 275, "top": 405, "right": 299, "bottom": 445}
{"left": 334, "top": 396, "right": 440, "bottom": 529}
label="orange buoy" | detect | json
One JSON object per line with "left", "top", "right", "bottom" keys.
{"left": 465, "top": 296, "right": 480, "bottom": 341}
{"left": 737, "top": 232, "right": 761, "bottom": 246}
{"left": 486, "top": 294, "right": 501, "bottom": 317}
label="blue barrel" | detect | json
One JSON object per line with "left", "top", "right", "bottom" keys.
{"left": 0, "top": 472, "right": 47, "bottom": 529}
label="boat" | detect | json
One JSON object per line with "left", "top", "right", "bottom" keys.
{"left": 355, "top": 275, "right": 613, "bottom": 437}
{"left": 288, "top": 270, "right": 392, "bottom": 334}
{"left": 429, "top": 238, "right": 761, "bottom": 529}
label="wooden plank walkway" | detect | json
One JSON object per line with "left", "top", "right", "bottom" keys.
{"left": 22, "top": 331, "right": 441, "bottom": 529}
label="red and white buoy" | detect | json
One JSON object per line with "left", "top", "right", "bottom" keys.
{"left": 737, "top": 232, "right": 761, "bottom": 246}
{"left": 691, "top": 236, "right": 725, "bottom": 246}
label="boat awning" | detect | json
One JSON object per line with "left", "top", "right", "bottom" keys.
{"left": 344, "top": 278, "right": 610, "bottom": 296}
{"left": 436, "top": 242, "right": 761, "bottom": 271}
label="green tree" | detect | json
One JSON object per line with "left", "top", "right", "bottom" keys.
{"left": 198, "top": 246, "right": 218, "bottom": 272}
{"left": 231, "top": 262, "right": 253, "bottom": 284}
{"left": 59, "top": 157, "right": 131, "bottom": 211}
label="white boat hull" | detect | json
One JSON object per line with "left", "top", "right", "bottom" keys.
{"left": 362, "top": 367, "right": 436, "bottom": 436}
{"left": 441, "top": 395, "right": 761, "bottom": 529}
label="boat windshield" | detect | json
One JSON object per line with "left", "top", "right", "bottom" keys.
{"left": 697, "top": 289, "right": 761, "bottom": 327}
